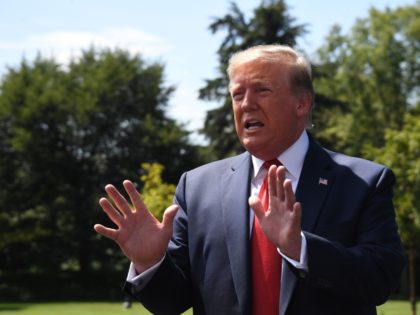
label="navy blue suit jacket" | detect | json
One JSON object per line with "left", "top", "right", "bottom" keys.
{"left": 126, "top": 137, "right": 405, "bottom": 315}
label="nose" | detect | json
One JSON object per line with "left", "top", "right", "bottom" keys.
{"left": 241, "top": 90, "right": 258, "bottom": 112}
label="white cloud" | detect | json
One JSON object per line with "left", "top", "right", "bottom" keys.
{"left": 0, "top": 27, "right": 172, "bottom": 66}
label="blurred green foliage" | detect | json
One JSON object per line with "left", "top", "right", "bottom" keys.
{"left": 0, "top": 48, "right": 201, "bottom": 300}
{"left": 140, "top": 163, "right": 176, "bottom": 221}
{"left": 312, "top": 4, "right": 420, "bottom": 156}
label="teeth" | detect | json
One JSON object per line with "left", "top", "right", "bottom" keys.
{"left": 245, "top": 121, "right": 264, "bottom": 129}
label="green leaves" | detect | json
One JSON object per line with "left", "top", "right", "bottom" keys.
{"left": 313, "top": 4, "right": 420, "bottom": 155}
{"left": 364, "top": 113, "right": 420, "bottom": 244}
{"left": 140, "top": 163, "right": 176, "bottom": 221}
{"left": 0, "top": 47, "right": 200, "bottom": 299}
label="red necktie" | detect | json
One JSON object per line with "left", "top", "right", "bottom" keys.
{"left": 251, "top": 160, "right": 282, "bottom": 315}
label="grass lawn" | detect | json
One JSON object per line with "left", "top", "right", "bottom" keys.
{"left": 377, "top": 300, "right": 418, "bottom": 315}
{"left": 0, "top": 302, "right": 192, "bottom": 315}
{"left": 0, "top": 300, "right": 417, "bottom": 314}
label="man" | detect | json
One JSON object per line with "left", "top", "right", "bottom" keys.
{"left": 94, "top": 45, "right": 405, "bottom": 315}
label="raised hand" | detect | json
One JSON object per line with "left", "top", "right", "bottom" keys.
{"left": 249, "top": 165, "right": 302, "bottom": 260}
{"left": 94, "top": 180, "right": 178, "bottom": 273}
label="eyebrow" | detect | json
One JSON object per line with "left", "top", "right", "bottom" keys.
{"left": 231, "top": 78, "right": 272, "bottom": 88}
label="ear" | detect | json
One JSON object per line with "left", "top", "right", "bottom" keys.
{"left": 296, "top": 91, "right": 312, "bottom": 118}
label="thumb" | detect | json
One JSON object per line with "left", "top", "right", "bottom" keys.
{"left": 162, "top": 204, "right": 179, "bottom": 230}
{"left": 249, "top": 196, "right": 265, "bottom": 223}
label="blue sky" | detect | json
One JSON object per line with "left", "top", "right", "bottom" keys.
{"left": 0, "top": 0, "right": 415, "bottom": 143}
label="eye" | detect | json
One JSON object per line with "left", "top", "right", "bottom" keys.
{"left": 232, "top": 91, "right": 244, "bottom": 101}
{"left": 257, "top": 87, "right": 271, "bottom": 94}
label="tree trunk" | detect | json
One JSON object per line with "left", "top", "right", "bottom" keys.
{"left": 408, "top": 243, "right": 417, "bottom": 315}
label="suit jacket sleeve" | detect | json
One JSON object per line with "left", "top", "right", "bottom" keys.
{"left": 301, "top": 166, "right": 405, "bottom": 306}
{"left": 124, "top": 172, "right": 194, "bottom": 315}
{"left": 124, "top": 154, "right": 251, "bottom": 315}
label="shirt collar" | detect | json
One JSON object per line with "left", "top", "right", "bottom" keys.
{"left": 251, "top": 130, "right": 309, "bottom": 180}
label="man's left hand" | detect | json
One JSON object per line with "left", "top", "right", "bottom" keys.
{"left": 249, "top": 165, "right": 302, "bottom": 260}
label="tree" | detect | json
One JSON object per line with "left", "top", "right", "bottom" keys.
{"left": 0, "top": 48, "right": 201, "bottom": 300}
{"left": 140, "top": 163, "right": 176, "bottom": 221}
{"left": 312, "top": 3, "right": 420, "bottom": 156}
{"left": 199, "top": 0, "right": 307, "bottom": 158}
{"left": 364, "top": 113, "right": 420, "bottom": 315}
{"left": 313, "top": 3, "right": 420, "bottom": 310}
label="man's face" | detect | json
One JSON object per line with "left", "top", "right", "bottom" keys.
{"left": 229, "top": 59, "right": 309, "bottom": 160}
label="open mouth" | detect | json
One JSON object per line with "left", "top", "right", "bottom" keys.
{"left": 245, "top": 120, "right": 264, "bottom": 130}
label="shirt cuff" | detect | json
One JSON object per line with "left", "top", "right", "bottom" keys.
{"left": 279, "top": 231, "right": 308, "bottom": 271}
{"left": 126, "top": 255, "right": 166, "bottom": 288}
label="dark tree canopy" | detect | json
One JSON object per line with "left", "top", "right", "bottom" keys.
{"left": 0, "top": 48, "right": 201, "bottom": 300}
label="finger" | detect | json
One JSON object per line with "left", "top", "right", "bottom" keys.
{"left": 249, "top": 196, "right": 265, "bottom": 222}
{"left": 267, "top": 165, "right": 278, "bottom": 199}
{"left": 94, "top": 224, "right": 118, "bottom": 241}
{"left": 123, "top": 180, "right": 150, "bottom": 217}
{"left": 98, "top": 197, "right": 124, "bottom": 227}
{"left": 293, "top": 202, "right": 302, "bottom": 222}
{"left": 283, "top": 179, "right": 296, "bottom": 210}
{"left": 161, "top": 205, "right": 179, "bottom": 231}
{"left": 276, "top": 166, "right": 286, "bottom": 201}
{"left": 105, "top": 184, "right": 133, "bottom": 217}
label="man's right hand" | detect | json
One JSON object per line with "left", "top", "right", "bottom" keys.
{"left": 94, "top": 180, "right": 179, "bottom": 273}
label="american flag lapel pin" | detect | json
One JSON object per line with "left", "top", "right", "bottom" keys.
{"left": 318, "top": 177, "right": 328, "bottom": 186}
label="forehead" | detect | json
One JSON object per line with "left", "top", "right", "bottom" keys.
{"left": 229, "top": 59, "right": 289, "bottom": 88}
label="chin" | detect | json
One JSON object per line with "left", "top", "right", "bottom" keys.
{"left": 241, "top": 141, "right": 265, "bottom": 157}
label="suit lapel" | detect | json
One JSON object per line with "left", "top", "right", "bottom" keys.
{"left": 221, "top": 140, "right": 335, "bottom": 315}
{"left": 296, "top": 137, "right": 334, "bottom": 233}
{"left": 221, "top": 153, "right": 252, "bottom": 315}
{"left": 280, "top": 137, "right": 335, "bottom": 315}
